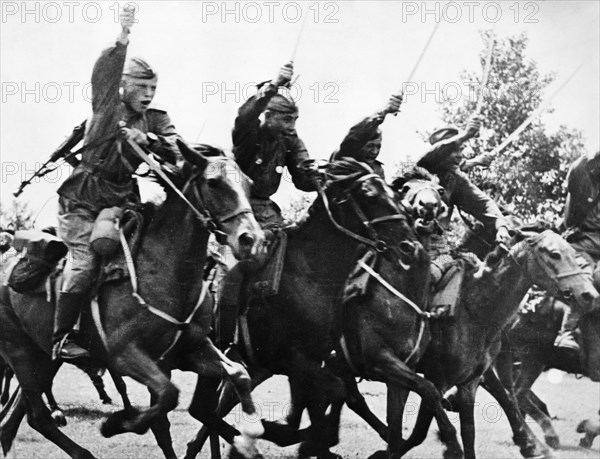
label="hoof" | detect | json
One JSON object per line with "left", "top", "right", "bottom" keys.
{"left": 443, "top": 444, "right": 464, "bottom": 459}
{"left": 544, "top": 435, "right": 560, "bottom": 449}
{"left": 101, "top": 409, "right": 148, "bottom": 437}
{"left": 101, "top": 410, "right": 129, "bottom": 438}
{"left": 228, "top": 434, "right": 263, "bottom": 459}
{"left": 579, "top": 437, "right": 594, "bottom": 448}
{"left": 101, "top": 396, "right": 113, "bottom": 405}
{"left": 51, "top": 409, "right": 67, "bottom": 427}
{"left": 367, "top": 451, "right": 388, "bottom": 459}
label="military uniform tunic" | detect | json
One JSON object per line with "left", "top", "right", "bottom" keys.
{"left": 330, "top": 113, "right": 386, "bottom": 179}
{"left": 56, "top": 39, "right": 181, "bottom": 293}
{"left": 233, "top": 85, "right": 315, "bottom": 226}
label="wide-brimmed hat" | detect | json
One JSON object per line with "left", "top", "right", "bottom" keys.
{"left": 428, "top": 126, "right": 459, "bottom": 145}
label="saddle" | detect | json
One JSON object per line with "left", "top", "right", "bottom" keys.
{"left": 239, "top": 229, "right": 288, "bottom": 299}
{"left": 429, "top": 252, "right": 480, "bottom": 318}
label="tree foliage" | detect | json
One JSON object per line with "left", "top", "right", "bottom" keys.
{"left": 0, "top": 200, "right": 34, "bottom": 231}
{"left": 430, "top": 31, "right": 585, "bottom": 225}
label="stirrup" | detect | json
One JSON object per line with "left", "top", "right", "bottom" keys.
{"left": 53, "top": 336, "right": 91, "bottom": 362}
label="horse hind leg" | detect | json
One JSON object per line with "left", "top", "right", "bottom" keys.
{"left": 481, "top": 368, "right": 549, "bottom": 459}
{"left": 82, "top": 366, "right": 113, "bottom": 404}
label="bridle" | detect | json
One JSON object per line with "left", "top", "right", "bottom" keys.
{"left": 501, "top": 231, "right": 589, "bottom": 294}
{"left": 318, "top": 172, "right": 411, "bottom": 254}
{"left": 181, "top": 158, "right": 253, "bottom": 243}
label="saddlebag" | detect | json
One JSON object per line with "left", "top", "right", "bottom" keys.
{"left": 8, "top": 230, "right": 68, "bottom": 293}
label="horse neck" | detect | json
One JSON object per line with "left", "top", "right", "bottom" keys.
{"left": 292, "top": 199, "right": 368, "bottom": 286}
{"left": 463, "top": 247, "right": 532, "bottom": 330}
{"left": 141, "top": 190, "right": 208, "bottom": 295}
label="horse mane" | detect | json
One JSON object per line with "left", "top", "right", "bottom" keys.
{"left": 518, "top": 220, "right": 557, "bottom": 234}
{"left": 325, "top": 158, "right": 376, "bottom": 185}
{"left": 390, "top": 167, "right": 435, "bottom": 191}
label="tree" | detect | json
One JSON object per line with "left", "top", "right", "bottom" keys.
{"left": 423, "top": 31, "right": 585, "bottom": 226}
{"left": 0, "top": 200, "right": 34, "bottom": 231}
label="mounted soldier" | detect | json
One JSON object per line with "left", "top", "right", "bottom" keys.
{"left": 233, "top": 62, "right": 316, "bottom": 229}
{"left": 215, "top": 63, "right": 318, "bottom": 350}
{"left": 330, "top": 93, "right": 404, "bottom": 179}
{"left": 416, "top": 115, "right": 511, "bottom": 315}
{"left": 52, "top": 6, "right": 183, "bottom": 362}
{"left": 553, "top": 150, "right": 600, "bottom": 354}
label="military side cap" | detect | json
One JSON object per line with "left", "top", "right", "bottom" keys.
{"left": 428, "top": 126, "right": 459, "bottom": 145}
{"left": 266, "top": 94, "right": 298, "bottom": 114}
{"left": 123, "top": 56, "right": 157, "bottom": 79}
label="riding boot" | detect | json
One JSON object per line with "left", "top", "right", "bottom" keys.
{"left": 554, "top": 304, "right": 582, "bottom": 352}
{"left": 215, "top": 266, "right": 244, "bottom": 350}
{"left": 52, "top": 292, "right": 91, "bottom": 362}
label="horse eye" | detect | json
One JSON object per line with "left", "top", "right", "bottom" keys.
{"left": 549, "top": 251, "right": 561, "bottom": 260}
{"left": 438, "top": 188, "right": 445, "bottom": 196}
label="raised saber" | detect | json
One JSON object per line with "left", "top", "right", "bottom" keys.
{"left": 405, "top": 21, "right": 441, "bottom": 83}
{"left": 290, "top": 8, "right": 310, "bottom": 64}
{"left": 492, "top": 63, "right": 583, "bottom": 155}
{"left": 398, "top": 21, "right": 441, "bottom": 115}
{"left": 475, "top": 30, "right": 496, "bottom": 115}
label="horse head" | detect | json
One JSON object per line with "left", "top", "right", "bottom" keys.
{"left": 508, "top": 229, "right": 599, "bottom": 313}
{"left": 391, "top": 167, "right": 446, "bottom": 236}
{"left": 315, "top": 158, "right": 423, "bottom": 270}
{"left": 177, "top": 140, "right": 264, "bottom": 261}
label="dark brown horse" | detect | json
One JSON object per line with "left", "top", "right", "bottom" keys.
{"left": 495, "top": 295, "right": 600, "bottom": 449}
{"left": 281, "top": 170, "right": 460, "bottom": 459}
{"left": 395, "top": 229, "right": 598, "bottom": 459}
{"left": 0, "top": 143, "right": 266, "bottom": 459}
{"left": 182, "top": 159, "right": 463, "bottom": 459}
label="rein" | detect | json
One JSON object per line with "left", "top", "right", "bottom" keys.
{"left": 500, "top": 231, "right": 589, "bottom": 290}
{"left": 317, "top": 173, "right": 407, "bottom": 253}
{"left": 91, "top": 229, "right": 210, "bottom": 361}
{"left": 355, "top": 258, "right": 429, "bottom": 366}
{"left": 93, "top": 157, "right": 250, "bottom": 361}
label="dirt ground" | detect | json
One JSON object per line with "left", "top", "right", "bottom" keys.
{"left": 4, "top": 366, "right": 599, "bottom": 459}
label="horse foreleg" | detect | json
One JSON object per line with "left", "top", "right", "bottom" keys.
{"left": 44, "top": 384, "right": 67, "bottom": 427}
{"left": 148, "top": 385, "right": 177, "bottom": 459}
{"left": 371, "top": 349, "right": 462, "bottom": 459}
{"left": 455, "top": 380, "right": 480, "bottom": 459}
{"left": 0, "top": 387, "right": 24, "bottom": 455}
{"left": 1, "top": 365, "right": 14, "bottom": 406}
{"left": 344, "top": 375, "right": 388, "bottom": 441}
{"left": 283, "top": 353, "right": 345, "bottom": 459}
{"left": 184, "top": 366, "right": 273, "bottom": 459}
{"left": 177, "top": 338, "right": 264, "bottom": 459}
{"left": 481, "top": 368, "right": 549, "bottom": 459}
{"left": 102, "top": 342, "right": 178, "bottom": 438}
{"left": 22, "top": 388, "right": 96, "bottom": 459}
{"left": 108, "top": 368, "right": 133, "bottom": 412}
{"left": 519, "top": 389, "right": 561, "bottom": 449}
{"left": 514, "top": 359, "right": 561, "bottom": 449}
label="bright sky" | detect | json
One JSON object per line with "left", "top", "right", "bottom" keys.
{"left": 1, "top": 1, "right": 599, "bottom": 226}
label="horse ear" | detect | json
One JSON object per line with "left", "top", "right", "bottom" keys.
{"left": 176, "top": 139, "right": 208, "bottom": 170}
{"left": 512, "top": 228, "right": 526, "bottom": 242}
